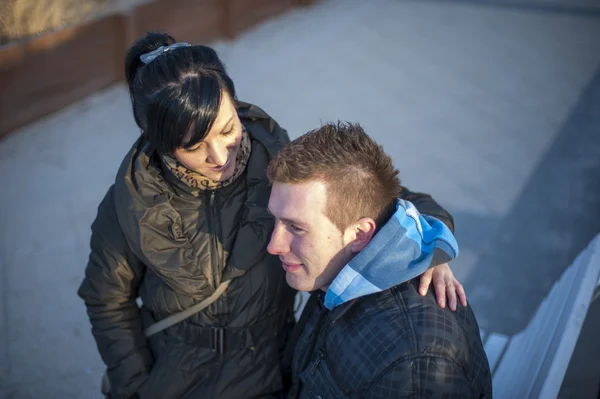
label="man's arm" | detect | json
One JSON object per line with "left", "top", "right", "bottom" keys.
{"left": 367, "top": 355, "right": 472, "bottom": 399}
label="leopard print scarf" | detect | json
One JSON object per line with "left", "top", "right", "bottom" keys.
{"left": 162, "top": 128, "right": 251, "bottom": 190}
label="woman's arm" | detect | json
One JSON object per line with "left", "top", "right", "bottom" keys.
{"left": 399, "top": 186, "right": 454, "bottom": 232}
{"left": 78, "top": 186, "right": 152, "bottom": 398}
{"left": 399, "top": 186, "right": 466, "bottom": 311}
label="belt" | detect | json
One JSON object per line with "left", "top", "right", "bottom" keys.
{"left": 167, "top": 314, "right": 285, "bottom": 355}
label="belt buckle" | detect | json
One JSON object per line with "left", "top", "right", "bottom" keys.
{"left": 212, "top": 326, "right": 225, "bottom": 354}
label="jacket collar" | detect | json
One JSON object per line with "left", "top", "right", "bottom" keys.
{"left": 314, "top": 291, "right": 358, "bottom": 323}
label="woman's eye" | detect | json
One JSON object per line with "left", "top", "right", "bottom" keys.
{"left": 186, "top": 146, "right": 202, "bottom": 153}
{"left": 222, "top": 127, "right": 235, "bottom": 137}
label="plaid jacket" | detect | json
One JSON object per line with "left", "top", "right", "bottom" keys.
{"left": 288, "top": 281, "right": 492, "bottom": 399}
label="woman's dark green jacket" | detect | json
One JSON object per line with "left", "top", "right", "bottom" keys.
{"left": 78, "top": 101, "right": 454, "bottom": 399}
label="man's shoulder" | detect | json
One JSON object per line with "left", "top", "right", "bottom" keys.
{"left": 320, "top": 287, "right": 418, "bottom": 392}
{"left": 361, "top": 281, "right": 490, "bottom": 392}
{"left": 329, "top": 281, "right": 486, "bottom": 377}
{"left": 393, "top": 280, "right": 478, "bottom": 347}
{"left": 387, "top": 280, "right": 486, "bottom": 364}
{"left": 306, "top": 282, "right": 490, "bottom": 397}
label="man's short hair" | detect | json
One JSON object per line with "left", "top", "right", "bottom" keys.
{"left": 267, "top": 122, "right": 402, "bottom": 230}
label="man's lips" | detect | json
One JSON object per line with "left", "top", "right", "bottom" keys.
{"left": 282, "top": 262, "right": 302, "bottom": 272}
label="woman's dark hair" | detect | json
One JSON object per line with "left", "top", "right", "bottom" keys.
{"left": 125, "top": 32, "right": 236, "bottom": 154}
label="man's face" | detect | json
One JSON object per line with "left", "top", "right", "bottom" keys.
{"left": 267, "top": 180, "right": 354, "bottom": 292}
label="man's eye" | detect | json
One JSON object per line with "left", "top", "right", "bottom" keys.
{"left": 289, "top": 224, "right": 304, "bottom": 234}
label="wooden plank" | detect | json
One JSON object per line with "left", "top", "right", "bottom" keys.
{"left": 0, "top": 14, "right": 128, "bottom": 139}
{"left": 0, "top": 0, "right": 312, "bottom": 138}
{"left": 225, "top": 0, "right": 295, "bottom": 37}
{"left": 133, "top": 0, "right": 225, "bottom": 45}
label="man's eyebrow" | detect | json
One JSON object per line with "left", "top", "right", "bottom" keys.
{"left": 267, "top": 207, "right": 308, "bottom": 228}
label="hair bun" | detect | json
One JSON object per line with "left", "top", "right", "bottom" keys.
{"left": 125, "top": 32, "right": 176, "bottom": 89}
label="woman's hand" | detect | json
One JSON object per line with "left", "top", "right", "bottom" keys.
{"left": 418, "top": 263, "right": 467, "bottom": 311}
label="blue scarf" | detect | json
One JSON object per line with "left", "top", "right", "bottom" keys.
{"left": 325, "top": 199, "right": 459, "bottom": 310}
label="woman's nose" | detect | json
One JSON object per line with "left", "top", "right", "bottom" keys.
{"left": 206, "top": 143, "right": 228, "bottom": 166}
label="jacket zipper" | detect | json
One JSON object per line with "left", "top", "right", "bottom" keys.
{"left": 310, "top": 350, "right": 326, "bottom": 374}
{"left": 209, "top": 191, "right": 222, "bottom": 287}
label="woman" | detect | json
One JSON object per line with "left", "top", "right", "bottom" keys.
{"left": 78, "top": 32, "right": 465, "bottom": 399}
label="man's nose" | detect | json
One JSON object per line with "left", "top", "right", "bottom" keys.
{"left": 267, "top": 224, "right": 289, "bottom": 255}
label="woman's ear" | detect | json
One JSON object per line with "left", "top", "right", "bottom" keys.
{"left": 344, "top": 218, "right": 376, "bottom": 253}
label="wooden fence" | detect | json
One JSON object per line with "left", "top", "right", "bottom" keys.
{"left": 0, "top": 0, "right": 316, "bottom": 138}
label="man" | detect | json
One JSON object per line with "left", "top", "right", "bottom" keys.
{"left": 267, "top": 122, "right": 492, "bottom": 398}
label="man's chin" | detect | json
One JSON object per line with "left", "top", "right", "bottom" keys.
{"left": 285, "top": 273, "right": 312, "bottom": 292}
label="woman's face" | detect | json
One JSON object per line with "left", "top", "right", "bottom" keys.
{"left": 174, "top": 93, "right": 243, "bottom": 181}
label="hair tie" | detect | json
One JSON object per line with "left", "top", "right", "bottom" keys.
{"left": 140, "top": 42, "right": 191, "bottom": 64}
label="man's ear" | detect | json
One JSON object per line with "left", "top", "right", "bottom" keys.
{"left": 344, "top": 217, "right": 376, "bottom": 253}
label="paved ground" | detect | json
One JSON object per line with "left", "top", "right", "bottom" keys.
{"left": 1, "top": 0, "right": 600, "bottom": 397}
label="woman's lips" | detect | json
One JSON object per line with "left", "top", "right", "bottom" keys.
{"left": 213, "top": 157, "right": 230, "bottom": 172}
{"left": 282, "top": 262, "right": 302, "bottom": 272}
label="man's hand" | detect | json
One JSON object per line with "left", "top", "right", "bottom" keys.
{"left": 418, "top": 263, "right": 467, "bottom": 311}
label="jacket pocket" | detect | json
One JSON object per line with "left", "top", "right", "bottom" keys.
{"left": 139, "top": 338, "right": 216, "bottom": 399}
{"left": 300, "top": 357, "right": 350, "bottom": 399}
